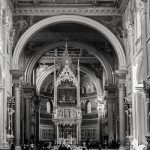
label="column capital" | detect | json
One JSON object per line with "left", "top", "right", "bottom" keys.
{"left": 11, "top": 69, "right": 24, "bottom": 85}
{"left": 105, "top": 96, "right": 118, "bottom": 103}
{"left": 13, "top": 82, "right": 22, "bottom": 88}
{"left": 10, "top": 69, "right": 24, "bottom": 79}
{"left": 24, "top": 96, "right": 32, "bottom": 103}
{"left": 118, "top": 83, "right": 126, "bottom": 90}
{"left": 104, "top": 84, "right": 117, "bottom": 91}
{"left": 115, "top": 70, "right": 127, "bottom": 85}
{"left": 115, "top": 70, "right": 127, "bottom": 78}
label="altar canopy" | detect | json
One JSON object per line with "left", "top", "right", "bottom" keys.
{"left": 52, "top": 42, "right": 82, "bottom": 144}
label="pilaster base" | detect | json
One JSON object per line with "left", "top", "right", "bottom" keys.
{"left": 0, "top": 142, "right": 9, "bottom": 150}
{"left": 15, "top": 146, "right": 21, "bottom": 150}
{"left": 119, "top": 145, "right": 126, "bottom": 150}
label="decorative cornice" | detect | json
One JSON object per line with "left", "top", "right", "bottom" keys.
{"left": 13, "top": 7, "right": 122, "bottom": 16}
{"left": 30, "top": 32, "right": 106, "bottom": 42}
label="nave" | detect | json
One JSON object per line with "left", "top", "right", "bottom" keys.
{"left": 1, "top": 0, "right": 150, "bottom": 150}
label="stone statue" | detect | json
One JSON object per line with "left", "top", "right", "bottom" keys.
{"left": 15, "top": 17, "right": 28, "bottom": 38}
{"left": 101, "top": 16, "right": 123, "bottom": 38}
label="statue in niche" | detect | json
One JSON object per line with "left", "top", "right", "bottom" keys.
{"left": 64, "top": 109, "right": 69, "bottom": 118}
{"left": 62, "top": 94, "right": 66, "bottom": 101}
{"left": 15, "top": 16, "right": 28, "bottom": 38}
{"left": 70, "top": 95, "right": 73, "bottom": 101}
{"left": 47, "top": 83, "right": 54, "bottom": 95}
{"left": 101, "top": 16, "right": 123, "bottom": 38}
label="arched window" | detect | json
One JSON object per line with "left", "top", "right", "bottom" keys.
{"left": 47, "top": 101, "right": 51, "bottom": 114}
{"left": 87, "top": 102, "right": 91, "bottom": 114}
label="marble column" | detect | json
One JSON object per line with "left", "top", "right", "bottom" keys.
{"left": 76, "top": 123, "right": 79, "bottom": 144}
{"left": 115, "top": 70, "right": 127, "bottom": 150}
{"left": 14, "top": 84, "right": 22, "bottom": 150}
{"left": 57, "top": 124, "right": 59, "bottom": 144}
{"left": 25, "top": 96, "right": 31, "bottom": 144}
{"left": 99, "top": 109, "right": 103, "bottom": 142}
{"left": 118, "top": 84, "right": 126, "bottom": 150}
{"left": 78, "top": 122, "right": 81, "bottom": 145}
{"left": 108, "top": 101, "right": 114, "bottom": 140}
{"left": 104, "top": 85, "right": 116, "bottom": 141}
{"left": 135, "top": 87, "right": 146, "bottom": 145}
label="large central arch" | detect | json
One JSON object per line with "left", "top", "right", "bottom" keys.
{"left": 12, "top": 15, "right": 126, "bottom": 70}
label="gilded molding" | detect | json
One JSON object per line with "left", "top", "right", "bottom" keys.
{"left": 14, "top": 7, "right": 122, "bottom": 16}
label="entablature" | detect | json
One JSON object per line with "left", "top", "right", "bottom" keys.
{"left": 13, "top": 7, "right": 122, "bottom": 16}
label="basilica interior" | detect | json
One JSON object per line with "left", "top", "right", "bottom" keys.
{"left": 0, "top": 0, "right": 150, "bottom": 150}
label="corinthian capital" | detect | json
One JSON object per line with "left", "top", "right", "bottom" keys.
{"left": 24, "top": 96, "right": 32, "bottom": 103}
{"left": 114, "top": 70, "right": 127, "bottom": 85}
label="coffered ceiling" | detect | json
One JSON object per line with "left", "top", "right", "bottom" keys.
{"left": 13, "top": 0, "right": 118, "bottom": 7}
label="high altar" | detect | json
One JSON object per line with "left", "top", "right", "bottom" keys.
{"left": 52, "top": 43, "right": 82, "bottom": 145}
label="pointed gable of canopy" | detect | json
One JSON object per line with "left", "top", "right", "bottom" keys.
{"left": 56, "top": 42, "right": 78, "bottom": 87}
